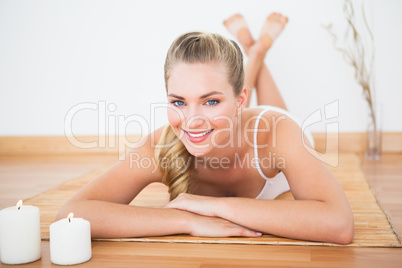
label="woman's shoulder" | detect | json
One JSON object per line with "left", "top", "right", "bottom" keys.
{"left": 242, "top": 105, "right": 293, "bottom": 118}
{"left": 241, "top": 105, "right": 294, "bottom": 130}
{"left": 127, "top": 125, "right": 166, "bottom": 155}
{"left": 241, "top": 105, "right": 314, "bottom": 149}
{"left": 113, "top": 125, "right": 168, "bottom": 184}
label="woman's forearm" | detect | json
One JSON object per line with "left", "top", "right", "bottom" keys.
{"left": 56, "top": 199, "right": 193, "bottom": 239}
{"left": 215, "top": 198, "right": 354, "bottom": 244}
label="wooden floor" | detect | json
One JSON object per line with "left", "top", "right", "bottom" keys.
{"left": 0, "top": 153, "right": 401, "bottom": 267}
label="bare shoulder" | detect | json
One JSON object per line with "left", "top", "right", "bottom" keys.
{"left": 240, "top": 107, "right": 274, "bottom": 134}
{"left": 124, "top": 125, "right": 165, "bottom": 168}
{"left": 240, "top": 106, "right": 293, "bottom": 128}
{"left": 264, "top": 110, "right": 340, "bottom": 201}
{"left": 115, "top": 125, "right": 167, "bottom": 184}
{"left": 242, "top": 107, "right": 325, "bottom": 181}
{"left": 71, "top": 126, "right": 167, "bottom": 204}
{"left": 240, "top": 107, "right": 299, "bottom": 147}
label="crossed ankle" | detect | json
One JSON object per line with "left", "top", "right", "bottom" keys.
{"left": 248, "top": 41, "right": 269, "bottom": 60}
{"left": 223, "top": 12, "right": 288, "bottom": 58}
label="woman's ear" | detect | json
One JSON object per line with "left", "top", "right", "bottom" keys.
{"left": 235, "top": 87, "right": 248, "bottom": 116}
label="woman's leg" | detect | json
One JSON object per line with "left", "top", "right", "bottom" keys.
{"left": 256, "top": 65, "right": 287, "bottom": 110}
{"left": 223, "top": 13, "right": 288, "bottom": 110}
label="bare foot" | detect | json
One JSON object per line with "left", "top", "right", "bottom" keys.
{"left": 223, "top": 14, "right": 254, "bottom": 51}
{"left": 259, "top": 12, "right": 288, "bottom": 50}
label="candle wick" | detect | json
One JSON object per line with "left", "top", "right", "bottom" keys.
{"left": 69, "top": 218, "right": 71, "bottom": 223}
{"left": 18, "top": 206, "right": 21, "bottom": 210}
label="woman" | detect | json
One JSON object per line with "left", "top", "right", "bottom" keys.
{"left": 57, "top": 13, "right": 354, "bottom": 244}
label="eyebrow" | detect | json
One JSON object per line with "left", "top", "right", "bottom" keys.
{"left": 168, "top": 91, "right": 224, "bottom": 100}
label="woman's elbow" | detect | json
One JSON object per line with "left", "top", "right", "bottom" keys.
{"left": 55, "top": 199, "right": 78, "bottom": 222}
{"left": 330, "top": 213, "right": 354, "bottom": 245}
{"left": 55, "top": 207, "right": 68, "bottom": 222}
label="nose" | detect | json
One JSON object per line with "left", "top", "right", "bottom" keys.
{"left": 188, "top": 117, "right": 205, "bottom": 129}
{"left": 185, "top": 107, "right": 208, "bottom": 129}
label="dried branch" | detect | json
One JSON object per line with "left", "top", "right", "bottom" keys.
{"left": 322, "top": 0, "right": 377, "bottom": 132}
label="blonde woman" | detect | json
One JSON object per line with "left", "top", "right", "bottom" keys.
{"left": 57, "top": 13, "right": 354, "bottom": 244}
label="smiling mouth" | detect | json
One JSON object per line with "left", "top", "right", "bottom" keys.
{"left": 184, "top": 129, "right": 214, "bottom": 138}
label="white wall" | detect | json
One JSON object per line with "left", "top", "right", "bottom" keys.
{"left": 0, "top": 0, "right": 401, "bottom": 136}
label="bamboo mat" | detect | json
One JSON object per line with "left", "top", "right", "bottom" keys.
{"left": 24, "top": 153, "right": 402, "bottom": 247}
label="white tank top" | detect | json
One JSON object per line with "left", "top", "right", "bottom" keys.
{"left": 253, "top": 105, "right": 314, "bottom": 199}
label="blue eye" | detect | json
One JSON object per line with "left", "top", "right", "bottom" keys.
{"left": 206, "top": 99, "right": 219, "bottom": 106}
{"left": 172, "top": 100, "right": 185, "bottom": 107}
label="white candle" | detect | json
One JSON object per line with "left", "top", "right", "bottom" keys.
{"left": 50, "top": 213, "right": 92, "bottom": 265}
{"left": 0, "top": 200, "right": 42, "bottom": 264}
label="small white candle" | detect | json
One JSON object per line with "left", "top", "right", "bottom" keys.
{"left": 0, "top": 200, "right": 42, "bottom": 264}
{"left": 50, "top": 212, "right": 92, "bottom": 265}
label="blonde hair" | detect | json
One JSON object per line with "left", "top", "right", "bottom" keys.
{"left": 155, "top": 32, "right": 244, "bottom": 200}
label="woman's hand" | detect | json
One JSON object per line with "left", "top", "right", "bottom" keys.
{"left": 165, "top": 193, "right": 262, "bottom": 237}
{"left": 185, "top": 212, "right": 262, "bottom": 238}
{"left": 164, "top": 193, "right": 219, "bottom": 217}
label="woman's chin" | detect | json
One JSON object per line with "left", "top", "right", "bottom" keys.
{"left": 183, "top": 144, "right": 212, "bottom": 158}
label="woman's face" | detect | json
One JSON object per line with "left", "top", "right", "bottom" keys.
{"left": 167, "top": 62, "right": 245, "bottom": 157}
